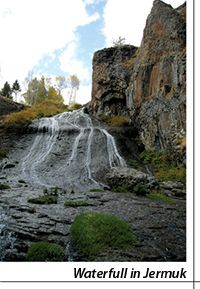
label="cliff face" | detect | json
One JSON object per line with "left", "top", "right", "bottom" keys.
{"left": 90, "top": 0, "right": 186, "bottom": 152}
{"left": 91, "top": 45, "right": 138, "bottom": 116}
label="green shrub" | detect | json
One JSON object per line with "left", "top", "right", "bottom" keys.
{"left": 113, "top": 183, "right": 149, "bottom": 196}
{"left": 0, "top": 183, "right": 10, "bottom": 190}
{"left": 28, "top": 194, "right": 57, "bottom": 204}
{"left": 69, "top": 103, "right": 82, "bottom": 111}
{"left": 70, "top": 212, "right": 137, "bottom": 260}
{"left": 27, "top": 241, "right": 64, "bottom": 261}
{"left": 139, "top": 150, "right": 186, "bottom": 185}
{"left": 133, "top": 183, "right": 149, "bottom": 196}
{"left": 147, "top": 191, "right": 174, "bottom": 204}
{"left": 64, "top": 199, "right": 89, "bottom": 207}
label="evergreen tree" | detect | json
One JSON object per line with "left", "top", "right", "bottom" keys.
{"left": 1, "top": 82, "right": 12, "bottom": 98}
{"left": 112, "top": 36, "right": 126, "bottom": 47}
{"left": 12, "top": 80, "right": 21, "bottom": 102}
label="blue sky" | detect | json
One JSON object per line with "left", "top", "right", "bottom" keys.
{"left": 0, "top": 0, "right": 185, "bottom": 104}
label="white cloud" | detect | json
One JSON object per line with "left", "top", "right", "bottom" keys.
{"left": 75, "top": 84, "right": 92, "bottom": 104}
{"left": 62, "top": 84, "right": 91, "bottom": 105}
{"left": 0, "top": 0, "right": 99, "bottom": 86}
{"left": 102, "top": 0, "right": 185, "bottom": 47}
{"left": 59, "top": 41, "right": 90, "bottom": 83}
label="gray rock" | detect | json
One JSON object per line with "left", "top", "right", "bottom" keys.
{"left": 106, "top": 167, "right": 158, "bottom": 192}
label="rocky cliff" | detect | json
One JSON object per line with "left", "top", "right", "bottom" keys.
{"left": 90, "top": 0, "right": 186, "bottom": 153}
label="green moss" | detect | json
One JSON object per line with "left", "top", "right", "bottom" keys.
{"left": 0, "top": 149, "right": 7, "bottom": 160}
{"left": 27, "top": 241, "right": 64, "bottom": 261}
{"left": 0, "top": 183, "right": 10, "bottom": 190}
{"left": 64, "top": 199, "right": 89, "bottom": 207}
{"left": 28, "top": 194, "right": 58, "bottom": 204}
{"left": 147, "top": 191, "right": 174, "bottom": 204}
{"left": 89, "top": 188, "right": 105, "bottom": 192}
{"left": 70, "top": 212, "right": 137, "bottom": 260}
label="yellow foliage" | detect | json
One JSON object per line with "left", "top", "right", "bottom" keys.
{"left": 98, "top": 115, "right": 129, "bottom": 126}
{"left": 4, "top": 103, "right": 67, "bottom": 127}
{"left": 110, "top": 116, "right": 129, "bottom": 126}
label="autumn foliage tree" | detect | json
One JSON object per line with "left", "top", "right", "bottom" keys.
{"left": 23, "top": 76, "right": 64, "bottom": 107}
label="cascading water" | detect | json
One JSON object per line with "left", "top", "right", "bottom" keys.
{"left": 20, "top": 109, "right": 126, "bottom": 191}
{"left": 0, "top": 206, "right": 16, "bottom": 261}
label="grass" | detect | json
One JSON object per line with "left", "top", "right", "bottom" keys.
{"left": 27, "top": 241, "right": 65, "bottom": 261}
{"left": 154, "top": 165, "right": 186, "bottom": 184}
{"left": 3, "top": 103, "right": 68, "bottom": 128}
{"left": 147, "top": 191, "right": 174, "bottom": 204}
{"left": 70, "top": 211, "right": 137, "bottom": 260}
{"left": 64, "top": 199, "right": 90, "bottom": 207}
{"left": 0, "top": 183, "right": 10, "bottom": 190}
{"left": 139, "top": 150, "right": 186, "bottom": 185}
{"left": 28, "top": 194, "right": 58, "bottom": 204}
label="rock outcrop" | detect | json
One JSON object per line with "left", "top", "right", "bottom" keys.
{"left": 0, "top": 96, "right": 24, "bottom": 118}
{"left": 90, "top": 0, "right": 186, "bottom": 153}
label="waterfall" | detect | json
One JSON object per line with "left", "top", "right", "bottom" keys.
{"left": 0, "top": 207, "right": 16, "bottom": 261}
{"left": 20, "top": 109, "right": 126, "bottom": 191}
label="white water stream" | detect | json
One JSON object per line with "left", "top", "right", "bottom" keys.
{"left": 20, "top": 109, "right": 125, "bottom": 191}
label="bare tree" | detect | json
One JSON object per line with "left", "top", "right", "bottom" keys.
{"left": 68, "top": 75, "right": 80, "bottom": 106}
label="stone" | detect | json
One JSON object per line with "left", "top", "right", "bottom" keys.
{"left": 105, "top": 167, "right": 158, "bottom": 192}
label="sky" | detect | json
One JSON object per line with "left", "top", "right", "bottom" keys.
{"left": 0, "top": 0, "right": 185, "bottom": 105}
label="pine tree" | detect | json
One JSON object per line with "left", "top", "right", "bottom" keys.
{"left": 12, "top": 80, "right": 21, "bottom": 102}
{"left": 1, "top": 82, "right": 12, "bottom": 98}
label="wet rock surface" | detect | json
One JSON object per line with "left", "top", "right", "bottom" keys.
{"left": 0, "top": 109, "right": 186, "bottom": 262}
{"left": 0, "top": 184, "right": 185, "bottom": 261}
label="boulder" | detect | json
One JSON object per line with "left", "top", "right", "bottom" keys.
{"left": 106, "top": 167, "right": 159, "bottom": 193}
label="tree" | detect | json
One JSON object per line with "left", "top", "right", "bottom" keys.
{"left": 112, "top": 36, "right": 126, "bottom": 47}
{"left": 12, "top": 80, "right": 21, "bottom": 102}
{"left": 55, "top": 76, "right": 67, "bottom": 95}
{"left": 1, "top": 82, "right": 12, "bottom": 98}
{"left": 47, "top": 86, "right": 64, "bottom": 106}
{"left": 36, "top": 76, "right": 47, "bottom": 104}
{"left": 23, "top": 76, "right": 64, "bottom": 107}
{"left": 23, "top": 77, "right": 40, "bottom": 105}
{"left": 68, "top": 75, "right": 80, "bottom": 106}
